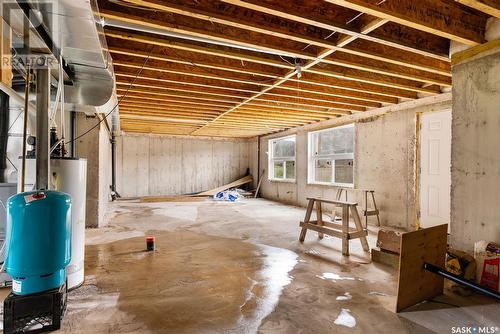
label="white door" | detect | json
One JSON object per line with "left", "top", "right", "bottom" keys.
{"left": 419, "top": 110, "right": 451, "bottom": 228}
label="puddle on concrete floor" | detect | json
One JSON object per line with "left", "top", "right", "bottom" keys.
{"left": 63, "top": 230, "right": 297, "bottom": 334}
{"left": 316, "top": 272, "right": 356, "bottom": 281}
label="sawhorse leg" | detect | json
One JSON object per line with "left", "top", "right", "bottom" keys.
{"left": 342, "top": 204, "right": 349, "bottom": 256}
{"left": 299, "top": 199, "right": 315, "bottom": 242}
{"left": 317, "top": 201, "right": 324, "bottom": 240}
{"left": 351, "top": 205, "right": 370, "bottom": 252}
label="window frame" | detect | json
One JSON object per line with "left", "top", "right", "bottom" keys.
{"left": 268, "top": 135, "right": 296, "bottom": 182}
{"left": 307, "top": 124, "right": 355, "bottom": 187}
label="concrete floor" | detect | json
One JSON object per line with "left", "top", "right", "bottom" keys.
{"left": 3, "top": 198, "right": 499, "bottom": 333}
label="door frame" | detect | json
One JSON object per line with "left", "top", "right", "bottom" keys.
{"left": 415, "top": 109, "right": 452, "bottom": 231}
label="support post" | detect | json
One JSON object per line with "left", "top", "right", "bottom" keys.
{"left": 35, "top": 67, "right": 50, "bottom": 190}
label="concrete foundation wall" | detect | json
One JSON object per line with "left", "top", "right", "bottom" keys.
{"left": 257, "top": 98, "right": 451, "bottom": 230}
{"left": 451, "top": 47, "right": 500, "bottom": 252}
{"left": 98, "top": 124, "right": 112, "bottom": 226}
{"left": 76, "top": 113, "right": 111, "bottom": 228}
{"left": 116, "top": 134, "right": 251, "bottom": 197}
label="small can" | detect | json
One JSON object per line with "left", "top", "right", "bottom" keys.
{"left": 146, "top": 236, "right": 155, "bottom": 251}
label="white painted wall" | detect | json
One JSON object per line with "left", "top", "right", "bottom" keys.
{"left": 116, "top": 134, "right": 251, "bottom": 197}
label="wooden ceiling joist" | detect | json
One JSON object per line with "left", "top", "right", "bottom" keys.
{"left": 118, "top": 96, "right": 235, "bottom": 110}
{"left": 116, "top": 86, "right": 373, "bottom": 110}
{"left": 106, "top": 27, "right": 451, "bottom": 84}
{"left": 113, "top": 52, "right": 439, "bottom": 97}
{"left": 99, "top": 4, "right": 320, "bottom": 60}
{"left": 455, "top": 0, "right": 500, "bottom": 18}
{"left": 119, "top": 105, "right": 222, "bottom": 116}
{"left": 98, "top": 0, "right": 481, "bottom": 138}
{"left": 116, "top": 72, "right": 398, "bottom": 105}
{"left": 325, "top": 0, "right": 487, "bottom": 45}
{"left": 220, "top": 0, "right": 451, "bottom": 59}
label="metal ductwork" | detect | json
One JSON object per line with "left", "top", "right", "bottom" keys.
{"left": 7, "top": 0, "right": 116, "bottom": 108}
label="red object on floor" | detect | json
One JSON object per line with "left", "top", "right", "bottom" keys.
{"left": 146, "top": 236, "right": 155, "bottom": 251}
{"left": 480, "top": 243, "right": 500, "bottom": 291}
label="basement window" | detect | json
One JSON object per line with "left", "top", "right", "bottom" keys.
{"left": 268, "top": 135, "right": 296, "bottom": 182}
{"left": 308, "top": 124, "right": 355, "bottom": 187}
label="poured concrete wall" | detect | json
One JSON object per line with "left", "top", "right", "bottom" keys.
{"left": 98, "top": 123, "right": 112, "bottom": 226}
{"left": 451, "top": 47, "right": 500, "bottom": 252}
{"left": 257, "top": 98, "right": 451, "bottom": 230}
{"left": 76, "top": 113, "right": 111, "bottom": 228}
{"left": 116, "top": 134, "right": 250, "bottom": 197}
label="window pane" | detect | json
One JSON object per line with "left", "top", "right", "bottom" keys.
{"left": 285, "top": 161, "right": 295, "bottom": 179}
{"left": 314, "top": 159, "right": 332, "bottom": 183}
{"left": 317, "top": 126, "right": 354, "bottom": 155}
{"left": 273, "top": 137, "right": 295, "bottom": 158}
{"left": 274, "top": 161, "right": 284, "bottom": 179}
{"left": 334, "top": 159, "right": 353, "bottom": 184}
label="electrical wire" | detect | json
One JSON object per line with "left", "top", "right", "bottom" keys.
{"left": 65, "top": 45, "right": 156, "bottom": 145}
{"left": 7, "top": 109, "right": 24, "bottom": 132}
{"left": 6, "top": 156, "right": 18, "bottom": 172}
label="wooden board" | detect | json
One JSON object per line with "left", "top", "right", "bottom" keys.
{"left": 376, "top": 228, "right": 403, "bottom": 254}
{"left": 371, "top": 248, "right": 399, "bottom": 270}
{"left": 140, "top": 175, "right": 253, "bottom": 201}
{"left": 396, "top": 224, "right": 448, "bottom": 312}
{"left": 140, "top": 195, "right": 207, "bottom": 203}
{"left": 192, "top": 175, "right": 253, "bottom": 196}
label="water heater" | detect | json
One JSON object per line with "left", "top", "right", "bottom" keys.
{"left": 18, "top": 157, "right": 87, "bottom": 289}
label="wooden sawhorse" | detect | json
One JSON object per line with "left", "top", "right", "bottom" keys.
{"left": 336, "top": 188, "right": 381, "bottom": 227}
{"left": 299, "top": 197, "right": 369, "bottom": 256}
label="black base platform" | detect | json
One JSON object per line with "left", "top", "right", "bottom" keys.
{"left": 3, "top": 283, "right": 67, "bottom": 334}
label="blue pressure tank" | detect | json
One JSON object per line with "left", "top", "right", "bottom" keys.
{"left": 5, "top": 190, "right": 71, "bottom": 295}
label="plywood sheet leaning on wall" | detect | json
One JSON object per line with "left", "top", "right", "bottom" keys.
{"left": 396, "top": 224, "right": 448, "bottom": 312}
{"left": 191, "top": 175, "right": 253, "bottom": 197}
{"left": 140, "top": 175, "right": 253, "bottom": 202}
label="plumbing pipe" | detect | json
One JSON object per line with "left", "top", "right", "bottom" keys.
{"left": 20, "top": 67, "right": 30, "bottom": 192}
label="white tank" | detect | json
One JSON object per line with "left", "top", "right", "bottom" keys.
{"left": 18, "top": 157, "right": 87, "bottom": 290}
{"left": 51, "top": 158, "right": 87, "bottom": 290}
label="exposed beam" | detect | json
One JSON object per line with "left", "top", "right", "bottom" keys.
{"left": 114, "top": 58, "right": 425, "bottom": 99}
{"left": 115, "top": 71, "right": 399, "bottom": 104}
{"left": 120, "top": 104, "right": 333, "bottom": 122}
{"left": 105, "top": 29, "right": 293, "bottom": 70}
{"left": 325, "top": 0, "right": 487, "bottom": 45}
{"left": 323, "top": 52, "right": 451, "bottom": 86}
{"left": 119, "top": 104, "right": 222, "bottom": 116}
{"left": 120, "top": 101, "right": 227, "bottom": 112}
{"left": 116, "top": 85, "right": 376, "bottom": 110}
{"left": 119, "top": 96, "right": 235, "bottom": 110}
{"left": 113, "top": 52, "right": 439, "bottom": 96}
{"left": 99, "top": 2, "right": 319, "bottom": 60}
{"left": 221, "top": 0, "right": 451, "bottom": 59}
{"left": 455, "top": 0, "right": 500, "bottom": 18}
{"left": 106, "top": 28, "right": 451, "bottom": 83}
{"left": 121, "top": 0, "right": 348, "bottom": 49}
{"left": 108, "top": 44, "right": 284, "bottom": 79}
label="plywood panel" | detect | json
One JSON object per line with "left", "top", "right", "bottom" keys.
{"left": 396, "top": 224, "right": 448, "bottom": 312}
